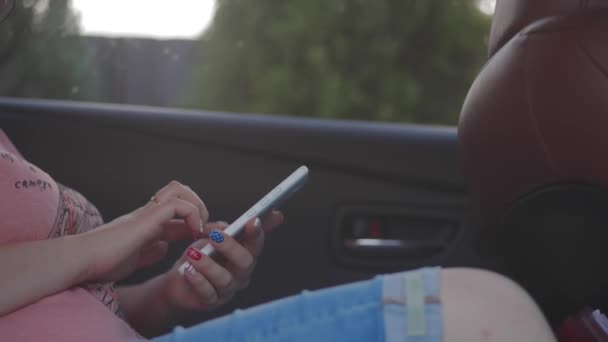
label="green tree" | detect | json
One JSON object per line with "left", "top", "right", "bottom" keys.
{"left": 186, "top": 0, "right": 491, "bottom": 125}
{"left": 0, "top": 0, "right": 100, "bottom": 100}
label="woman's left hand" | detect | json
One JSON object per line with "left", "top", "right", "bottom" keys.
{"left": 160, "top": 211, "right": 284, "bottom": 312}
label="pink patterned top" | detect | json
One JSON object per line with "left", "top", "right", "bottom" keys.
{"left": 0, "top": 129, "right": 142, "bottom": 341}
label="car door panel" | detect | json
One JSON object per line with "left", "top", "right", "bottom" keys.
{"left": 0, "top": 98, "right": 484, "bottom": 327}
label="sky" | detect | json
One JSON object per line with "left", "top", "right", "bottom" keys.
{"left": 71, "top": 0, "right": 216, "bottom": 39}
{"left": 477, "top": 0, "right": 496, "bottom": 15}
{"left": 71, "top": 0, "right": 496, "bottom": 39}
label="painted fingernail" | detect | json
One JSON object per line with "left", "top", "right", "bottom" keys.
{"left": 209, "top": 229, "right": 225, "bottom": 243}
{"left": 254, "top": 218, "right": 262, "bottom": 229}
{"left": 184, "top": 264, "right": 199, "bottom": 276}
{"left": 186, "top": 247, "right": 202, "bottom": 261}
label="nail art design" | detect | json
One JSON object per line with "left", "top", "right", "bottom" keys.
{"left": 186, "top": 247, "right": 202, "bottom": 260}
{"left": 188, "top": 266, "right": 199, "bottom": 275}
{"left": 209, "top": 229, "right": 224, "bottom": 243}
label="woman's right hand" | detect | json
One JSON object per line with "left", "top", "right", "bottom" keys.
{"left": 81, "top": 181, "right": 209, "bottom": 282}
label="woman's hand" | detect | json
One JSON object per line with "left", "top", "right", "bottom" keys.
{"left": 81, "top": 177, "right": 284, "bottom": 324}
{"left": 102, "top": 181, "right": 283, "bottom": 333}
{"left": 160, "top": 211, "right": 283, "bottom": 312}
{"left": 82, "top": 180, "right": 209, "bottom": 282}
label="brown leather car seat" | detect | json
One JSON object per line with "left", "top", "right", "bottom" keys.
{"left": 459, "top": 0, "right": 608, "bottom": 326}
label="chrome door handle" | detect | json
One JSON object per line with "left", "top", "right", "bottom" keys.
{"left": 343, "top": 238, "right": 446, "bottom": 256}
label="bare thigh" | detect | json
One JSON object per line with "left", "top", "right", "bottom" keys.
{"left": 441, "top": 268, "right": 556, "bottom": 342}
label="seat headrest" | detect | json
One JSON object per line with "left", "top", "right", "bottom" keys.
{"left": 489, "top": 0, "right": 608, "bottom": 57}
{"left": 459, "top": 10, "right": 608, "bottom": 220}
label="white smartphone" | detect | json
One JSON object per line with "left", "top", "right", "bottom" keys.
{"left": 179, "top": 165, "right": 309, "bottom": 274}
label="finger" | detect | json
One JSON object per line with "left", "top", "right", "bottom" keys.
{"left": 208, "top": 230, "right": 255, "bottom": 276}
{"left": 136, "top": 241, "right": 169, "bottom": 268}
{"left": 161, "top": 220, "right": 195, "bottom": 241}
{"left": 174, "top": 239, "right": 209, "bottom": 266}
{"left": 260, "top": 211, "right": 284, "bottom": 234}
{"left": 185, "top": 247, "right": 235, "bottom": 295}
{"left": 183, "top": 266, "right": 219, "bottom": 308}
{"left": 154, "top": 180, "right": 209, "bottom": 229}
{"left": 145, "top": 197, "right": 202, "bottom": 240}
{"left": 205, "top": 221, "right": 229, "bottom": 235}
{"left": 241, "top": 217, "right": 265, "bottom": 258}
{"left": 163, "top": 220, "right": 229, "bottom": 242}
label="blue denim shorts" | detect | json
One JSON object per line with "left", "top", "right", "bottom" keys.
{"left": 152, "top": 267, "right": 442, "bottom": 342}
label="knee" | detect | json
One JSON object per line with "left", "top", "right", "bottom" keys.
{"left": 441, "top": 268, "right": 555, "bottom": 342}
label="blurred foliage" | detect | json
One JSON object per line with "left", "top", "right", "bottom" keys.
{"left": 0, "top": 0, "right": 100, "bottom": 100}
{"left": 186, "top": 0, "right": 491, "bottom": 125}
{"left": 0, "top": 0, "right": 491, "bottom": 126}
